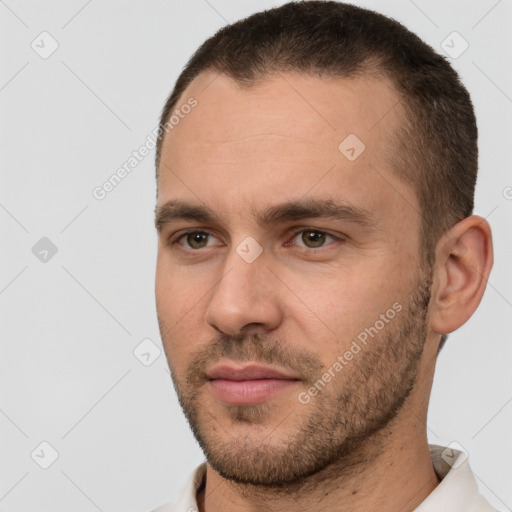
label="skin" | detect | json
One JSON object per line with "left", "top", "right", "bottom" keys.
{"left": 154, "top": 70, "right": 493, "bottom": 512}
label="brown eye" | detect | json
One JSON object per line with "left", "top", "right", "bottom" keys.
{"left": 174, "top": 231, "right": 216, "bottom": 249}
{"left": 301, "top": 230, "right": 327, "bottom": 248}
{"left": 287, "top": 228, "right": 341, "bottom": 252}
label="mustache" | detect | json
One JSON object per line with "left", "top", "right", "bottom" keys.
{"left": 185, "top": 333, "right": 325, "bottom": 387}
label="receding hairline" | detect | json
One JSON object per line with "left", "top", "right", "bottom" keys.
{"left": 156, "top": 65, "right": 407, "bottom": 178}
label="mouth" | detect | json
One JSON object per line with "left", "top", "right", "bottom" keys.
{"left": 206, "top": 363, "right": 301, "bottom": 405}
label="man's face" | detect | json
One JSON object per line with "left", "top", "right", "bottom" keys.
{"left": 155, "top": 71, "right": 432, "bottom": 485}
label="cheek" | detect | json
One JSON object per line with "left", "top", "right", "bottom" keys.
{"left": 155, "top": 259, "right": 208, "bottom": 365}
{"left": 298, "top": 287, "right": 376, "bottom": 350}
{"left": 155, "top": 252, "right": 194, "bottom": 313}
{"left": 156, "top": 262, "right": 186, "bottom": 340}
{"left": 290, "top": 265, "right": 404, "bottom": 349}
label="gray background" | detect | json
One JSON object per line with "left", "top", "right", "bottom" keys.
{"left": 0, "top": 0, "right": 511, "bottom": 511}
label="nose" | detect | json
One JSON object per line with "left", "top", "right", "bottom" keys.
{"left": 204, "top": 243, "right": 283, "bottom": 337}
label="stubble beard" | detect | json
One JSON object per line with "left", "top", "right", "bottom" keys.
{"left": 159, "top": 268, "right": 432, "bottom": 489}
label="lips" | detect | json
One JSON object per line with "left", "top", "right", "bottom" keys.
{"left": 206, "top": 363, "right": 301, "bottom": 405}
{"left": 206, "top": 364, "right": 300, "bottom": 381}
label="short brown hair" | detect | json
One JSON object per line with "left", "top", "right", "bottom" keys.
{"left": 155, "top": 0, "right": 477, "bottom": 268}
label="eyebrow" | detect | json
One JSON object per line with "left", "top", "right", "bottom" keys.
{"left": 154, "top": 197, "right": 377, "bottom": 233}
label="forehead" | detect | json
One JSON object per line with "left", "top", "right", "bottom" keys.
{"left": 165, "top": 69, "right": 402, "bottom": 150}
{"left": 157, "top": 70, "right": 417, "bottom": 229}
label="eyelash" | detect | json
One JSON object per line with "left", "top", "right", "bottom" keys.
{"left": 168, "top": 228, "right": 342, "bottom": 254}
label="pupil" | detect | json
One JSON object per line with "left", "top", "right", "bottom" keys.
{"left": 303, "top": 230, "right": 325, "bottom": 247}
{"left": 189, "top": 232, "right": 207, "bottom": 248}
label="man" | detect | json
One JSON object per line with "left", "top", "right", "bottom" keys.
{"left": 152, "top": 1, "right": 496, "bottom": 510}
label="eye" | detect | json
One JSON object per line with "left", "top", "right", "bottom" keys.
{"left": 288, "top": 228, "right": 340, "bottom": 250}
{"left": 168, "top": 228, "right": 341, "bottom": 253}
{"left": 172, "top": 230, "right": 221, "bottom": 250}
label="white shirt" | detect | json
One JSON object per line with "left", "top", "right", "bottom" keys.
{"left": 152, "top": 444, "right": 499, "bottom": 511}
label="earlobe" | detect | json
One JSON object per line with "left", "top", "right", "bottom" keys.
{"left": 430, "top": 215, "right": 493, "bottom": 335}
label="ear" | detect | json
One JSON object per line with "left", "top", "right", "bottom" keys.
{"left": 429, "top": 215, "right": 494, "bottom": 335}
